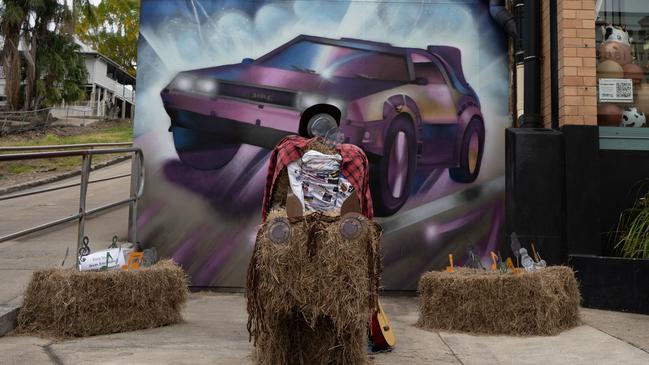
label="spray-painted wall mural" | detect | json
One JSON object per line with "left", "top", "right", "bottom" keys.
{"left": 135, "top": 0, "right": 509, "bottom": 290}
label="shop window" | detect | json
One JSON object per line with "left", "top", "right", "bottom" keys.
{"left": 596, "top": 1, "right": 649, "bottom": 132}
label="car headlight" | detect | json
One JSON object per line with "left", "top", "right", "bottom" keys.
{"left": 169, "top": 75, "right": 218, "bottom": 96}
{"left": 170, "top": 75, "right": 195, "bottom": 92}
{"left": 195, "top": 78, "right": 218, "bottom": 95}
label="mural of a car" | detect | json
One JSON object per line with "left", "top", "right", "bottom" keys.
{"left": 161, "top": 35, "right": 485, "bottom": 216}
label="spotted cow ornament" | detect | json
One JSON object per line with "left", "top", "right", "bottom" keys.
{"left": 621, "top": 107, "right": 646, "bottom": 128}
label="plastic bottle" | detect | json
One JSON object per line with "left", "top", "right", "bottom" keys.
{"left": 519, "top": 248, "right": 536, "bottom": 272}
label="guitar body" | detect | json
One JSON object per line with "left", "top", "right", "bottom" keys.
{"left": 370, "top": 299, "right": 396, "bottom": 351}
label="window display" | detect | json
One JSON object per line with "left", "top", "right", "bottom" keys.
{"left": 596, "top": 1, "right": 649, "bottom": 128}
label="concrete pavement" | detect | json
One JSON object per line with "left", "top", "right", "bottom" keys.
{"left": 2, "top": 162, "right": 649, "bottom": 364}
{"left": 2, "top": 293, "right": 649, "bottom": 365}
{"left": 0, "top": 161, "right": 133, "bottom": 331}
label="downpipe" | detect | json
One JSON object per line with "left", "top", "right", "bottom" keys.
{"left": 518, "top": 0, "right": 543, "bottom": 128}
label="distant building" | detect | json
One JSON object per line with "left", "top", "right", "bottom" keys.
{"left": 0, "top": 38, "right": 135, "bottom": 119}
{"left": 0, "top": 67, "right": 6, "bottom": 108}
{"left": 77, "top": 38, "right": 135, "bottom": 119}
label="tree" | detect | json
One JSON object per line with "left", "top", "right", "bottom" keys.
{"left": 76, "top": 0, "right": 139, "bottom": 76}
{"left": 0, "top": 0, "right": 29, "bottom": 110}
{"left": 23, "top": 0, "right": 61, "bottom": 110}
{"left": 63, "top": 0, "right": 94, "bottom": 35}
{"left": 35, "top": 32, "right": 88, "bottom": 108}
{"left": 0, "top": 0, "right": 89, "bottom": 110}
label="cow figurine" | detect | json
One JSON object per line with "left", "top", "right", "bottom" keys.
{"left": 599, "top": 24, "right": 633, "bottom": 66}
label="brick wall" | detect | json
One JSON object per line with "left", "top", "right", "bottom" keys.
{"left": 540, "top": 0, "right": 598, "bottom": 127}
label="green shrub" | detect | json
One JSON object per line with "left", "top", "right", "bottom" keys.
{"left": 615, "top": 192, "right": 649, "bottom": 259}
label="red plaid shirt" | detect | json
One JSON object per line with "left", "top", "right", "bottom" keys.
{"left": 262, "top": 135, "right": 373, "bottom": 221}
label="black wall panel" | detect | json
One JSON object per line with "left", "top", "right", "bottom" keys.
{"left": 599, "top": 149, "right": 649, "bottom": 254}
{"left": 506, "top": 128, "right": 565, "bottom": 264}
{"left": 570, "top": 254, "right": 649, "bottom": 314}
{"left": 562, "top": 125, "right": 601, "bottom": 255}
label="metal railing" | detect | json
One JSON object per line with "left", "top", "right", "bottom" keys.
{"left": 0, "top": 142, "right": 132, "bottom": 152}
{"left": 0, "top": 143, "right": 144, "bottom": 269}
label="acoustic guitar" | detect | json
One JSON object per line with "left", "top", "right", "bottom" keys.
{"left": 370, "top": 299, "right": 396, "bottom": 351}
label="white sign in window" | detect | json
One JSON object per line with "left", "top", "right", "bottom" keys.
{"left": 599, "top": 78, "right": 634, "bottom": 103}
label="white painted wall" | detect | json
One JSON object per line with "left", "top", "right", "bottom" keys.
{"left": 84, "top": 56, "right": 97, "bottom": 84}
{"left": 0, "top": 67, "right": 5, "bottom": 97}
{"left": 85, "top": 54, "right": 134, "bottom": 103}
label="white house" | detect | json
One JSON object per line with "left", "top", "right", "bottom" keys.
{"left": 0, "top": 38, "right": 135, "bottom": 119}
{"left": 0, "top": 67, "right": 6, "bottom": 107}
{"left": 76, "top": 38, "right": 135, "bottom": 119}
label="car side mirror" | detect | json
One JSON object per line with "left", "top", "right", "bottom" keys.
{"left": 413, "top": 77, "right": 428, "bottom": 85}
{"left": 242, "top": 58, "right": 254, "bottom": 64}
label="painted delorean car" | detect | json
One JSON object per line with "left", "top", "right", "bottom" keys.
{"left": 161, "top": 35, "right": 484, "bottom": 216}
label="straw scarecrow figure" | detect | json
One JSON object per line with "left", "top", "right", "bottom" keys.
{"left": 246, "top": 136, "right": 381, "bottom": 365}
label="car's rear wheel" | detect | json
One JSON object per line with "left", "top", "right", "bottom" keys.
{"left": 369, "top": 116, "right": 417, "bottom": 217}
{"left": 449, "top": 118, "right": 485, "bottom": 183}
{"left": 171, "top": 126, "right": 241, "bottom": 170}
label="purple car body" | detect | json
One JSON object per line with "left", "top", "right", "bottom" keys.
{"left": 161, "top": 35, "right": 485, "bottom": 216}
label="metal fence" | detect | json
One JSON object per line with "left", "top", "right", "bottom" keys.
{"left": 57, "top": 105, "right": 97, "bottom": 120}
{"left": 51, "top": 100, "right": 127, "bottom": 121}
{"left": 0, "top": 142, "right": 144, "bottom": 269}
{"left": 0, "top": 108, "right": 53, "bottom": 136}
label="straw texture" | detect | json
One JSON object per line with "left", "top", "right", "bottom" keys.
{"left": 246, "top": 211, "right": 381, "bottom": 365}
{"left": 417, "top": 266, "right": 580, "bottom": 336}
{"left": 16, "top": 260, "right": 188, "bottom": 338}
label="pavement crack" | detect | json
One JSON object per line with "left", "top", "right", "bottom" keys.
{"left": 436, "top": 332, "right": 465, "bottom": 365}
{"left": 588, "top": 325, "right": 649, "bottom": 356}
{"left": 43, "top": 343, "right": 65, "bottom": 365}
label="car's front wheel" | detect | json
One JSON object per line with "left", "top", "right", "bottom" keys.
{"left": 171, "top": 126, "right": 241, "bottom": 170}
{"left": 369, "top": 116, "right": 417, "bottom": 217}
{"left": 449, "top": 118, "right": 485, "bottom": 183}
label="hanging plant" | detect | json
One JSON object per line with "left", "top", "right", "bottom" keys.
{"left": 615, "top": 191, "right": 649, "bottom": 259}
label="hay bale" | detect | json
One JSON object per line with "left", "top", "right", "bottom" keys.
{"left": 246, "top": 212, "right": 381, "bottom": 365}
{"left": 255, "top": 313, "right": 367, "bottom": 365}
{"left": 270, "top": 168, "right": 289, "bottom": 209}
{"left": 16, "top": 260, "right": 188, "bottom": 338}
{"left": 417, "top": 266, "right": 580, "bottom": 336}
